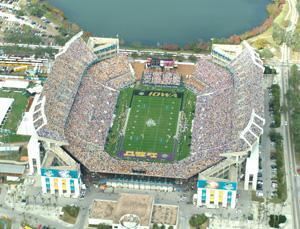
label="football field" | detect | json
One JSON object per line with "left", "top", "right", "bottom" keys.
{"left": 123, "top": 92, "right": 181, "bottom": 154}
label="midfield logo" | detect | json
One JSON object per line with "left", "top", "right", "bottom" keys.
{"left": 148, "top": 91, "right": 178, "bottom": 98}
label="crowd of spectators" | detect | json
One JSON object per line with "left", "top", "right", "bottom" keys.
{"left": 37, "top": 35, "right": 265, "bottom": 179}
{"left": 183, "top": 76, "right": 205, "bottom": 93}
{"left": 192, "top": 58, "right": 233, "bottom": 92}
{"left": 66, "top": 55, "right": 134, "bottom": 150}
{"left": 34, "top": 37, "right": 97, "bottom": 142}
{"left": 229, "top": 47, "right": 264, "bottom": 129}
{"left": 142, "top": 69, "right": 181, "bottom": 86}
{"left": 87, "top": 56, "right": 134, "bottom": 90}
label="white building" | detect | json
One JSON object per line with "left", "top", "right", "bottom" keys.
{"left": 194, "top": 179, "right": 237, "bottom": 209}
{"left": 211, "top": 43, "right": 243, "bottom": 67}
{"left": 87, "top": 36, "right": 119, "bottom": 59}
{"left": 40, "top": 146, "right": 81, "bottom": 198}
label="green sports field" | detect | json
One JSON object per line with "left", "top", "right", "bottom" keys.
{"left": 123, "top": 93, "right": 181, "bottom": 153}
{"left": 0, "top": 89, "right": 30, "bottom": 144}
{"left": 105, "top": 85, "right": 196, "bottom": 162}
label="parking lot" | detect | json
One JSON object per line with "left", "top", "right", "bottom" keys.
{"left": 257, "top": 84, "right": 281, "bottom": 199}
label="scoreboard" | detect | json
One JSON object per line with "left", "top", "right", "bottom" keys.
{"left": 146, "top": 57, "right": 177, "bottom": 68}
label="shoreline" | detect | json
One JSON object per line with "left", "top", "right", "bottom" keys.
{"left": 26, "top": 0, "right": 286, "bottom": 53}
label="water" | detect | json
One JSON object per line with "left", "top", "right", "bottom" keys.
{"left": 48, "top": 0, "right": 270, "bottom": 46}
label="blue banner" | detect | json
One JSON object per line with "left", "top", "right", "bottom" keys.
{"left": 41, "top": 168, "right": 79, "bottom": 179}
{"left": 197, "top": 180, "right": 237, "bottom": 191}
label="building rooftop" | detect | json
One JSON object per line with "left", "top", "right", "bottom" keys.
{"left": 151, "top": 204, "right": 178, "bottom": 226}
{"left": 90, "top": 200, "right": 116, "bottom": 220}
{"left": 90, "top": 193, "right": 154, "bottom": 227}
{"left": 0, "top": 163, "right": 25, "bottom": 175}
{"left": 42, "top": 146, "right": 79, "bottom": 171}
{"left": 89, "top": 194, "right": 179, "bottom": 227}
{"left": 0, "top": 80, "right": 29, "bottom": 89}
{"left": 212, "top": 43, "right": 243, "bottom": 60}
{"left": 113, "top": 193, "right": 153, "bottom": 226}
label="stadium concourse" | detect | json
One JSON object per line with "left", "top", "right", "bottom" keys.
{"left": 32, "top": 33, "right": 265, "bottom": 184}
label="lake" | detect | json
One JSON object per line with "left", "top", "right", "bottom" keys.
{"left": 48, "top": 0, "right": 270, "bottom": 46}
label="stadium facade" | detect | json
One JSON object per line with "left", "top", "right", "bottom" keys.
{"left": 87, "top": 36, "right": 119, "bottom": 59}
{"left": 30, "top": 32, "right": 265, "bottom": 194}
{"left": 211, "top": 43, "right": 243, "bottom": 67}
{"left": 194, "top": 179, "right": 238, "bottom": 209}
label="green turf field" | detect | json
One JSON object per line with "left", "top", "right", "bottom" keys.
{"left": 123, "top": 92, "right": 181, "bottom": 153}
{"left": 0, "top": 89, "right": 30, "bottom": 143}
{"left": 105, "top": 85, "right": 196, "bottom": 162}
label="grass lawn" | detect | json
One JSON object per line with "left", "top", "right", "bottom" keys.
{"left": 0, "top": 90, "right": 29, "bottom": 131}
{"left": 0, "top": 89, "right": 30, "bottom": 143}
{"left": 60, "top": 205, "right": 80, "bottom": 224}
{"left": 124, "top": 92, "right": 181, "bottom": 153}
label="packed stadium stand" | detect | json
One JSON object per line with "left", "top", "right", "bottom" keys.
{"left": 33, "top": 34, "right": 265, "bottom": 181}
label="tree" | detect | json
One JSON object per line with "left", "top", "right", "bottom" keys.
{"left": 269, "top": 215, "right": 287, "bottom": 228}
{"left": 189, "top": 214, "right": 208, "bottom": 228}
{"left": 162, "top": 43, "right": 180, "bottom": 51}
{"left": 16, "top": 10, "right": 25, "bottom": 17}
{"left": 63, "top": 205, "right": 80, "bottom": 218}
{"left": 152, "top": 223, "right": 160, "bottom": 229}
{"left": 131, "top": 52, "right": 139, "bottom": 59}
{"left": 297, "top": 2, "right": 300, "bottom": 14}
{"left": 28, "top": 4, "right": 46, "bottom": 18}
{"left": 228, "top": 34, "right": 241, "bottom": 44}
{"left": 253, "top": 39, "right": 269, "bottom": 50}
{"left": 267, "top": 3, "right": 279, "bottom": 16}
{"left": 188, "top": 55, "right": 197, "bottom": 62}
{"left": 272, "top": 23, "right": 286, "bottom": 45}
{"left": 269, "top": 130, "right": 282, "bottom": 144}
{"left": 97, "top": 223, "right": 111, "bottom": 229}
{"left": 286, "top": 29, "right": 300, "bottom": 51}
{"left": 260, "top": 48, "right": 274, "bottom": 59}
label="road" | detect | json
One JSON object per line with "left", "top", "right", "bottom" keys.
{"left": 119, "top": 48, "right": 209, "bottom": 59}
{"left": 0, "top": 42, "right": 61, "bottom": 50}
{"left": 279, "top": 0, "right": 299, "bottom": 227}
{"left": 281, "top": 45, "right": 300, "bottom": 229}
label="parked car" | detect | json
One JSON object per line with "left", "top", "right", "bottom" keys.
{"left": 256, "top": 191, "right": 263, "bottom": 197}
{"left": 257, "top": 184, "right": 263, "bottom": 190}
{"left": 272, "top": 182, "right": 278, "bottom": 188}
{"left": 257, "top": 180, "right": 263, "bottom": 185}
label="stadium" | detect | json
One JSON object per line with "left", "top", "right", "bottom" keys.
{"left": 32, "top": 33, "right": 265, "bottom": 189}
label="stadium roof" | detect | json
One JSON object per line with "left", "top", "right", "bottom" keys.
{"left": 0, "top": 98, "right": 14, "bottom": 125}
{"left": 212, "top": 43, "right": 243, "bottom": 60}
{"left": 0, "top": 164, "right": 25, "bottom": 175}
{"left": 0, "top": 80, "right": 29, "bottom": 89}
